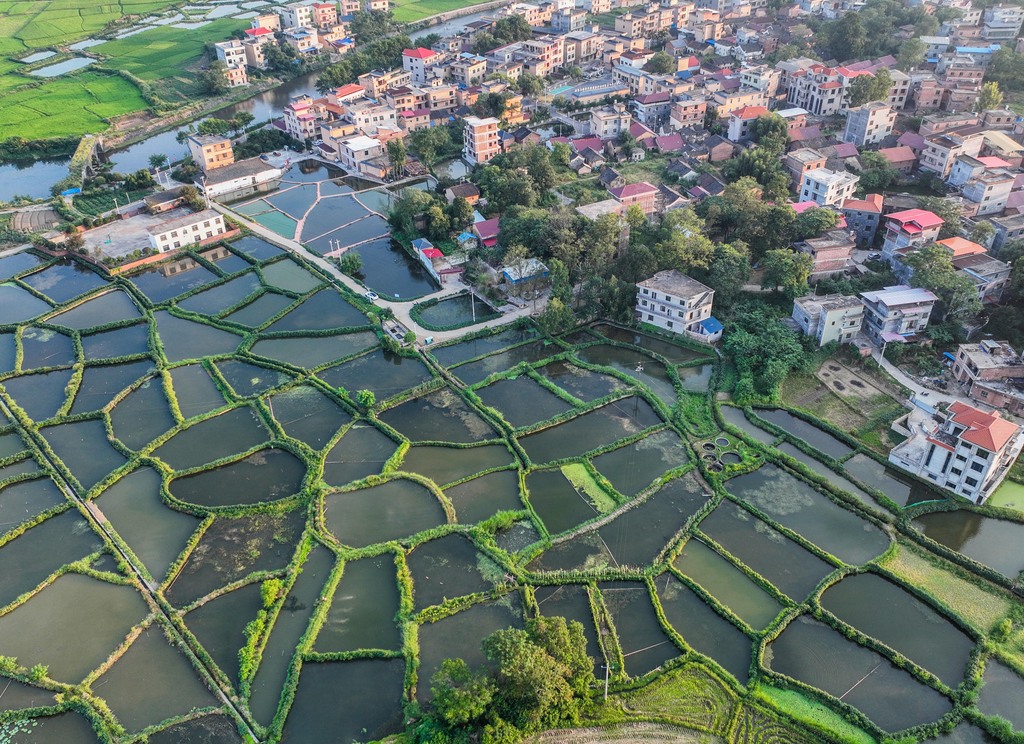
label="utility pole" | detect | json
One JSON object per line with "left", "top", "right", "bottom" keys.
{"left": 603, "top": 663, "right": 610, "bottom": 701}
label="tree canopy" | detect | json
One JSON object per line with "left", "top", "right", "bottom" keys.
{"left": 904, "top": 244, "right": 982, "bottom": 323}
{"left": 413, "top": 616, "right": 594, "bottom": 743}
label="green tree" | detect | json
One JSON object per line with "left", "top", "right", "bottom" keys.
{"left": 551, "top": 141, "right": 571, "bottom": 167}
{"left": 987, "top": 48, "right": 1024, "bottom": 93}
{"left": 644, "top": 51, "right": 677, "bottom": 74}
{"left": 858, "top": 150, "right": 899, "bottom": 192}
{"left": 724, "top": 305, "right": 810, "bottom": 397}
{"left": 197, "top": 117, "right": 231, "bottom": 136}
{"left": 702, "top": 241, "right": 751, "bottom": 305}
{"left": 538, "top": 296, "right": 576, "bottom": 334}
{"left": 703, "top": 106, "right": 720, "bottom": 132}
{"left": 896, "top": 38, "right": 927, "bottom": 71}
{"left": 387, "top": 138, "right": 407, "bottom": 179}
{"left": 148, "top": 153, "right": 168, "bottom": 170}
{"left": 904, "top": 244, "right": 982, "bottom": 322}
{"left": 339, "top": 251, "right": 363, "bottom": 275}
{"left": 356, "top": 389, "right": 376, "bottom": 410}
{"left": 447, "top": 196, "right": 474, "bottom": 230}
{"left": 976, "top": 81, "right": 1004, "bottom": 112}
{"left": 917, "top": 196, "right": 963, "bottom": 239}
{"left": 410, "top": 125, "right": 454, "bottom": 167}
{"left": 761, "top": 248, "right": 814, "bottom": 297}
{"left": 749, "top": 114, "right": 789, "bottom": 156}
{"left": 970, "top": 220, "right": 995, "bottom": 247}
{"left": 827, "top": 12, "right": 867, "bottom": 62}
{"left": 426, "top": 203, "right": 450, "bottom": 241}
{"left": 793, "top": 206, "right": 839, "bottom": 240}
{"left": 431, "top": 658, "right": 496, "bottom": 728}
{"left": 350, "top": 9, "right": 400, "bottom": 41}
{"left": 199, "top": 61, "right": 230, "bottom": 95}
{"left": 232, "top": 111, "right": 256, "bottom": 135}
{"left": 27, "top": 664, "right": 48, "bottom": 682}
{"left": 518, "top": 72, "right": 544, "bottom": 96}
{"left": 847, "top": 68, "right": 892, "bottom": 107}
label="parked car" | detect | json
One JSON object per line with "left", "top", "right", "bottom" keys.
{"left": 364, "top": 291, "right": 379, "bottom": 301}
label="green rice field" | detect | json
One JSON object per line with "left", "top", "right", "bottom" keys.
{"left": 391, "top": 0, "right": 487, "bottom": 23}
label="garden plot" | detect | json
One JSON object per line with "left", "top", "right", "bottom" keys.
{"left": 165, "top": 510, "right": 305, "bottom": 606}
{"left": 725, "top": 464, "right": 890, "bottom": 566}
{"left": 186, "top": 582, "right": 263, "bottom": 687}
{"left": 97, "top": 468, "right": 200, "bottom": 581}
{"left": 600, "top": 581, "right": 680, "bottom": 678}
{"left": 674, "top": 539, "right": 782, "bottom": 630}
{"left": 519, "top": 397, "right": 662, "bottom": 464}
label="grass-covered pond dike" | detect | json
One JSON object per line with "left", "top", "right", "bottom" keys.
{"left": 0, "top": 252, "right": 1020, "bottom": 744}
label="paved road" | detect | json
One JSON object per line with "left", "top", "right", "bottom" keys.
{"left": 871, "top": 347, "right": 986, "bottom": 412}
{"left": 214, "top": 203, "right": 539, "bottom": 343}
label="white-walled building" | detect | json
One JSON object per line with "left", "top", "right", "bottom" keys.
{"left": 859, "top": 285, "right": 938, "bottom": 343}
{"left": 337, "top": 135, "right": 383, "bottom": 173}
{"left": 841, "top": 101, "right": 896, "bottom": 146}
{"left": 889, "top": 401, "right": 1023, "bottom": 504}
{"left": 635, "top": 270, "right": 721, "bottom": 342}
{"left": 799, "top": 168, "right": 859, "bottom": 207}
{"left": 147, "top": 209, "right": 226, "bottom": 252}
{"left": 463, "top": 116, "right": 500, "bottom": 165}
{"left": 791, "top": 294, "right": 865, "bottom": 347}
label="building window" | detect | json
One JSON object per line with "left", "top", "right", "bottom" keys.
{"left": 970, "top": 461, "right": 984, "bottom": 472}
{"left": 965, "top": 476, "right": 979, "bottom": 487}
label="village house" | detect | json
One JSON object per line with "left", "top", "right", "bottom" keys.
{"left": 147, "top": 209, "right": 226, "bottom": 253}
{"left": 889, "top": 401, "right": 1023, "bottom": 504}
{"left": 635, "top": 270, "right": 722, "bottom": 342}
{"left": 791, "top": 294, "right": 865, "bottom": 346}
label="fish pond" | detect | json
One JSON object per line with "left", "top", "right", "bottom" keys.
{"left": 0, "top": 249, "right": 1003, "bottom": 742}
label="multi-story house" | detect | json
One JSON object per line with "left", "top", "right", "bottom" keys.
{"left": 961, "top": 170, "right": 1014, "bottom": 217}
{"left": 242, "top": 27, "right": 276, "bottom": 68}
{"left": 609, "top": 182, "right": 659, "bottom": 216}
{"left": 635, "top": 270, "right": 720, "bottom": 341}
{"left": 951, "top": 340, "right": 1024, "bottom": 415}
{"left": 589, "top": 103, "right": 632, "bottom": 137}
{"left": 280, "top": 2, "right": 314, "bottom": 28}
{"left": 841, "top": 193, "right": 884, "bottom": 246}
{"left": 630, "top": 93, "right": 672, "bottom": 128}
{"left": 311, "top": 2, "right": 338, "bottom": 28}
{"left": 952, "top": 252, "right": 1012, "bottom": 303}
{"left": 251, "top": 13, "right": 281, "bottom": 31}
{"left": 888, "top": 401, "right": 1023, "bottom": 504}
{"left": 919, "top": 131, "right": 985, "bottom": 178}
{"left": 463, "top": 116, "right": 500, "bottom": 165}
{"left": 337, "top": 134, "right": 382, "bottom": 173}
{"left": 363, "top": 0, "right": 389, "bottom": 11}
{"left": 552, "top": 7, "right": 587, "bottom": 33}
{"left": 859, "top": 285, "right": 938, "bottom": 343}
{"left": 187, "top": 134, "right": 235, "bottom": 173}
{"left": 402, "top": 47, "right": 443, "bottom": 85}
{"left": 282, "top": 26, "right": 320, "bottom": 55}
{"left": 283, "top": 96, "right": 328, "bottom": 140}
{"left": 726, "top": 105, "right": 768, "bottom": 143}
{"left": 841, "top": 101, "right": 896, "bottom": 146}
{"left": 982, "top": 5, "right": 1024, "bottom": 41}
{"left": 520, "top": 36, "right": 564, "bottom": 77}
{"left": 881, "top": 209, "right": 944, "bottom": 259}
{"left": 215, "top": 40, "right": 247, "bottom": 70}
{"left": 740, "top": 64, "right": 781, "bottom": 100}
{"left": 358, "top": 68, "right": 412, "bottom": 99}
{"left": 449, "top": 53, "right": 488, "bottom": 86}
{"left": 795, "top": 230, "right": 855, "bottom": 277}
{"left": 346, "top": 100, "right": 397, "bottom": 135}
{"left": 583, "top": 0, "right": 612, "bottom": 13}
{"left": 799, "top": 168, "right": 859, "bottom": 207}
{"left": 991, "top": 212, "right": 1024, "bottom": 252}
{"left": 563, "top": 31, "right": 603, "bottom": 65}
{"left": 791, "top": 294, "right": 865, "bottom": 346}
{"left": 385, "top": 86, "right": 427, "bottom": 113}
{"left": 668, "top": 95, "right": 707, "bottom": 129}
{"left": 147, "top": 209, "right": 227, "bottom": 252}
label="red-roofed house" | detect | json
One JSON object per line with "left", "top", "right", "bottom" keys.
{"left": 473, "top": 217, "right": 500, "bottom": 248}
{"left": 882, "top": 209, "right": 944, "bottom": 259}
{"left": 936, "top": 236, "right": 987, "bottom": 258}
{"left": 889, "top": 400, "right": 1024, "bottom": 503}
{"left": 609, "top": 182, "right": 659, "bottom": 216}
{"left": 726, "top": 105, "right": 770, "bottom": 143}
{"left": 841, "top": 193, "right": 884, "bottom": 246}
{"left": 878, "top": 146, "right": 918, "bottom": 174}
{"left": 402, "top": 47, "right": 442, "bottom": 84}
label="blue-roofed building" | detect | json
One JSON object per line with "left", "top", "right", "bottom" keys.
{"left": 411, "top": 238, "right": 434, "bottom": 252}
{"left": 456, "top": 232, "right": 477, "bottom": 250}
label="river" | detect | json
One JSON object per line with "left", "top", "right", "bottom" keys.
{"left": 0, "top": 7, "right": 496, "bottom": 204}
